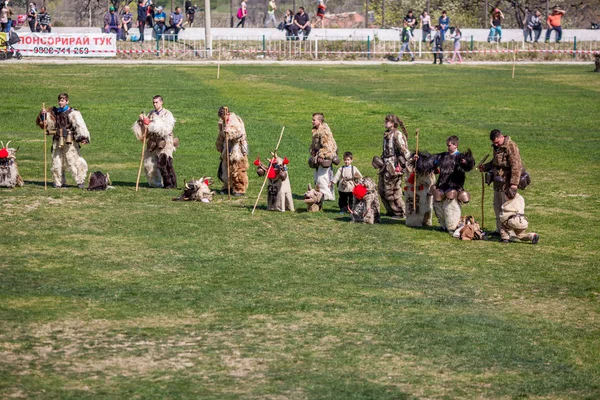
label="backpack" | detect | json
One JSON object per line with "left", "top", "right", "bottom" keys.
{"left": 237, "top": 7, "right": 243, "bottom": 19}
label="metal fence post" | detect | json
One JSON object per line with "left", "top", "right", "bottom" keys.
{"left": 470, "top": 35, "right": 473, "bottom": 51}
{"left": 573, "top": 36, "right": 577, "bottom": 59}
{"left": 315, "top": 37, "right": 318, "bottom": 59}
{"left": 262, "top": 34, "right": 265, "bottom": 55}
{"left": 367, "top": 35, "right": 371, "bottom": 59}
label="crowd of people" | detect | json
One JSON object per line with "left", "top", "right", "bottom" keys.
{"left": 1, "top": 1, "right": 567, "bottom": 50}
{"left": 390, "top": 5, "right": 567, "bottom": 62}
{"left": 16, "top": 92, "right": 539, "bottom": 245}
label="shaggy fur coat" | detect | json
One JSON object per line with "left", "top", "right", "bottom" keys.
{"left": 304, "top": 184, "right": 324, "bottom": 212}
{"left": 404, "top": 166, "right": 435, "bottom": 228}
{"left": 133, "top": 108, "right": 177, "bottom": 188}
{"left": 350, "top": 177, "right": 381, "bottom": 224}
{"left": 377, "top": 129, "right": 411, "bottom": 217}
{"left": 173, "top": 177, "right": 214, "bottom": 202}
{"left": 309, "top": 123, "right": 337, "bottom": 201}
{"left": 36, "top": 108, "right": 90, "bottom": 187}
{"left": 0, "top": 144, "right": 24, "bottom": 188}
{"left": 217, "top": 112, "right": 249, "bottom": 194}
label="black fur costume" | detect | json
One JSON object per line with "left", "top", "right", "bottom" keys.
{"left": 416, "top": 149, "right": 475, "bottom": 192}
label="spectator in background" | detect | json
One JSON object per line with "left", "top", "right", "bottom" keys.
{"left": 1, "top": 2, "right": 13, "bottom": 33}
{"left": 283, "top": 9, "right": 297, "bottom": 39}
{"left": 119, "top": 5, "right": 133, "bottom": 41}
{"left": 488, "top": 8, "right": 504, "bottom": 42}
{"left": 448, "top": 27, "right": 462, "bottom": 63}
{"left": 524, "top": 9, "right": 542, "bottom": 43}
{"left": 404, "top": 10, "right": 416, "bottom": 31}
{"left": 153, "top": 5, "right": 166, "bottom": 39}
{"left": 185, "top": 1, "right": 196, "bottom": 27}
{"left": 314, "top": 0, "right": 326, "bottom": 28}
{"left": 264, "top": 0, "right": 277, "bottom": 27}
{"left": 137, "top": 0, "right": 148, "bottom": 42}
{"left": 104, "top": 6, "right": 121, "bottom": 36}
{"left": 27, "top": 2, "right": 37, "bottom": 32}
{"left": 438, "top": 10, "right": 449, "bottom": 41}
{"left": 294, "top": 7, "right": 311, "bottom": 39}
{"left": 392, "top": 21, "right": 415, "bottom": 62}
{"left": 236, "top": 0, "right": 247, "bottom": 28}
{"left": 146, "top": 1, "right": 155, "bottom": 28}
{"left": 545, "top": 5, "right": 565, "bottom": 43}
{"left": 36, "top": 6, "right": 51, "bottom": 32}
{"left": 170, "top": 7, "right": 184, "bottom": 40}
{"left": 419, "top": 10, "right": 430, "bottom": 42}
{"left": 431, "top": 24, "right": 443, "bottom": 64}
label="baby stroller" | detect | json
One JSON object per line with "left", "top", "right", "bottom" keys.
{"left": 0, "top": 30, "right": 23, "bottom": 60}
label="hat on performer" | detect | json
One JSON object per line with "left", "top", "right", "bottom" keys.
{"left": 0, "top": 148, "right": 9, "bottom": 159}
{"left": 353, "top": 184, "right": 367, "bottom": 200}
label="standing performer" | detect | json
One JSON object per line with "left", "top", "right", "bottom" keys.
{"left": 373, "top": 114, "right": 411, "bottom": 218}
{"left": 132, "top": 95, "right": 178, "bottom": 188}
{"left": 217, "top": 106, "right": 249, "bottom": 196}
{"left": 479, "top": 129, "right": 523, "bottom": 236}
{"left": 309, "top": 113, "right": 338, "bottom": 201}
{"left": 415, "top": 135, "right": 475, "bottom": 233}
{"left": 36, "top": 93, "right": 90, "bottom": 189}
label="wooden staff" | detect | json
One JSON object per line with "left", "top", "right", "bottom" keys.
{"left": 413, "top": 128, "right": 419, "bottom": 211}
{"left": 252, "top": 126, "right": 285, "bottom": 215}
{"left": 225, "top": 131, "right": 231, "bottom": 200}
{"left": 477, "top": 154, "right": 490, "bottom": 228}
{"left": 512, "top": 42, "right": 517, "bottom": 79}
{"left": 217, "top": 45, "right": 221, "bottom": 79}
{"left": 135, "top": 112, "right": 147, "bottom": 192}
{"left": 42, "top": 102, "right": 47, "bottom": 190}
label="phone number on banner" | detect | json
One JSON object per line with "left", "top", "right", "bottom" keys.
{"left": 33, "top": 47, "right": 91, "bottom": 55}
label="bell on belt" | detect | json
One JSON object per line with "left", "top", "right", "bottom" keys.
{"left": 66, "top": 132, "right": 74, "bottom": 145}
{"left": 58, "top": 135, "right": 65, "bottom": 148}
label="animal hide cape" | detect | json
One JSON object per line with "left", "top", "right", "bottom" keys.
{"left": 0, "top": 143, "right": 24, "bottom": 188}
{"left": 350, "top": 177, "right": 380, "bottom": 224}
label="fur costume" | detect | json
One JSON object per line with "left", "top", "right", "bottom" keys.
{"left": 404, "top": 163, "right": 435, "bottom": 227}
{"left": 499, "top": 193, "right": 538, "bottom": 243}
{"left": 132, "top": 108, "right": 178, "bottom": 189}
{"left": 0, "top": 142, "right": 24, "bottom": 188}
{"left": 254, "top": 156, "right": 294, "bottom": 212}
{"left": 173, "top": 177, "right": 214, "bottom": 202}
{"left": 304, "top": 184, "right": 324, "bottom": 212}
{"left": 37, "top": 107, "right": 90, "bottom": 188}
{"left": 349, "top": 177, "right": 380, "bottom": 224}
{"left": 217, "top": 112, "right": 249, "bottom": 194}
{"left": 309, "top": 123, "right": 337, "bottom": 201}
{"left": 374, "top": 127, "right": 411, "bottom": 217}
{"left": 452, "top": 215, "right": 486, "bottom": 240}
{"left": 87, "top": 171, "right": 111, "bottom": 191}
{"left": 416, "top": 149, "right": 475, "bottom": 232}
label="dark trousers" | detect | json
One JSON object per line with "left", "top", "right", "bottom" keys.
{"left": 28, "top": 19, "right": 36, "bottom": 32}
{"left": 339, "top": 191, "right": 353, "bottom": 212}
{"left": 138, "top": 20, "right": 145, "bottom": 41}
{"left": 236, "top": 16, "right": 246, "bottom": 28}
{"left": 545, "top": 26, "right": 562, "bottom": 42}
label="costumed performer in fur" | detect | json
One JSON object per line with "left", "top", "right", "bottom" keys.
{"left": 498, "top": 187, "right": 539, "bottom": 244}
{"left": 372, "top": 114, "right": 411, "bottom": 217}
{"left": 36, "top": 93, "right": 90, "bottom": 189}
{"left": 404, "top": 155, "right": 435, "bottom": 227}
{"left": 133, "top": 95, "right": 178, "bottom": 188}
{"left": 0, "top": 141, "right": 24, "bottom": 188}
{"left": 308, "top": 113, "right": 338, "bottom": 201}
{"left": 217, "top": 106, "right": 249, "bottom": 196}
{"left": 254, "top": 156, "right": 294, "bottom": 212}
{"left": 304, "top": 184, "right": 324, "bottom": 212}
{"left": 349, "top": 176, "right": 381, "bottom": 224}
{"left": 414, "top": 135, "right": 475, "bottom": 233}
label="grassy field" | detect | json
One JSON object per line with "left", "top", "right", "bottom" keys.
{"left": 1, "top": 63, "right": 599, "bottom": 399}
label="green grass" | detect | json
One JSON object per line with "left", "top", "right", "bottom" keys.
{"left": 1, "top": 64, "right": 599, "bottom": 399}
